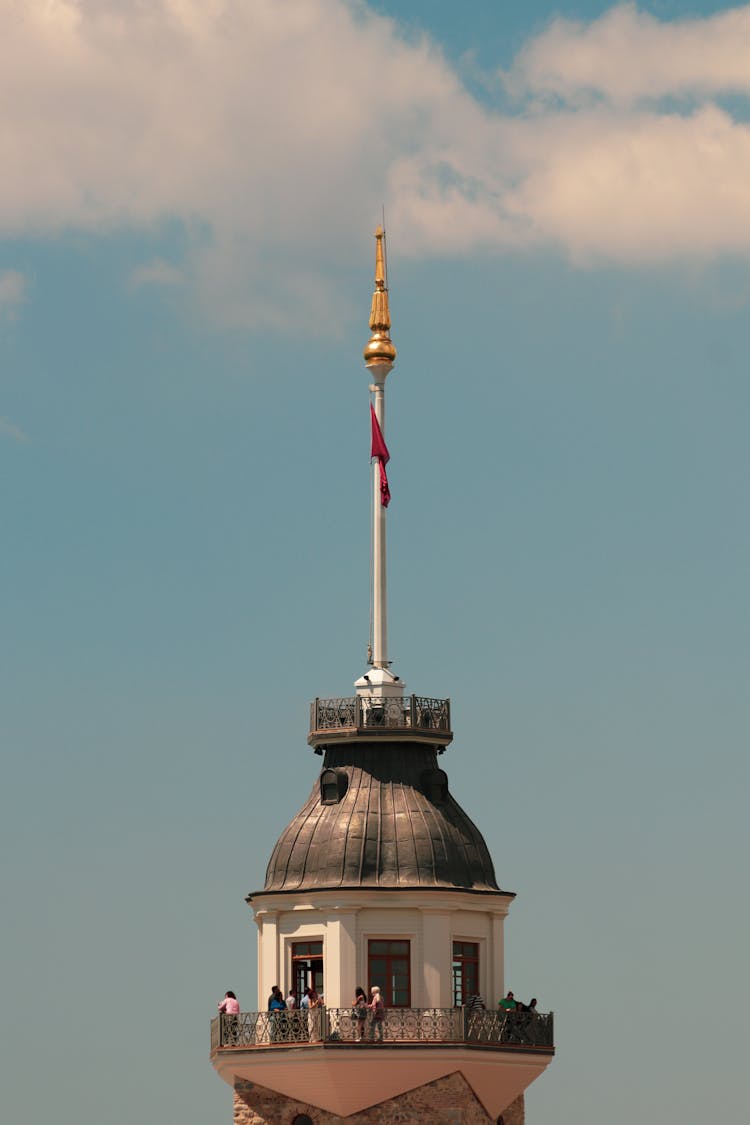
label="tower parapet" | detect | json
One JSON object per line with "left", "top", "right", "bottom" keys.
{"left": 308, "top": 693, "right": 452, "bottom": 751}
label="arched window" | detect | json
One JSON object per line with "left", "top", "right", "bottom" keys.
{"left": 320, "top": 769, "right": 347, "bottom": 805}
{"left": 291, "top": 1115, "right": 314, "bottom": 1125}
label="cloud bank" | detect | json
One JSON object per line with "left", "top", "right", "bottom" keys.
{"left": 2, "top": 1, "right": 750, "bottom": 325}
{"left": 506, "top": 3, "right": 750, "bottom": 105}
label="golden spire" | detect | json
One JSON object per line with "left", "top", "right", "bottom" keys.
{"left": 363, "top": 226, "right": 397, "bottom": 365}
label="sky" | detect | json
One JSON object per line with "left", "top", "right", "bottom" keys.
{"left": 1, "top": 2, "right": 748, "bottom": 1123}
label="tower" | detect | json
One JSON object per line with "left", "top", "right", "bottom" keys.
{"left": 210, "top": 230, "right": 554, "bottom": 1124}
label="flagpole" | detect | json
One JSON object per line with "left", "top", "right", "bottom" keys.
{"left": 371, "top": 377, "right": 387, "bottom": 669}
{"left": 356, "top": 227, "right": 404, "bottom": 701}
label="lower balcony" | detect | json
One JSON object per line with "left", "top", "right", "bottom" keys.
{"left": 211, "top": 1006, "right": 553, "bottom": 1052}
{"left": 211, "top": 1008, "right": 554, "bottom": 1118}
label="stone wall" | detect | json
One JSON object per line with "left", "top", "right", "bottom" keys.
{"left": 233, "top": 1073, "right": 524, "bottom": 1125}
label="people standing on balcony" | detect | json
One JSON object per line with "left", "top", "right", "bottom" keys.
{"left": 352, "top": 986, "right": 368, "bottom": 1040}
{"left": 523, "top": 997, "right": 540, "bottom": 1045}
{"left": 286, "top": 989, "right": 297, "bottom": 1009}
{"left": 508, "top": 996, "right": 538, "bottom": 1045}
{"left": 301, "top": 986, "right": 322, "bottom": 1041}
{"left": 268, "top": 985, "right": 287, "bottom": 1042}
{"left": 499, "top": 991, "right": 517, "bottom": 1011}
{"left": 268, "top": 985, "right": 286, "bottom": 1010}
{"left": 368, "top": 985, "right": 386, "bottom": 1041}
{"left": 301, "top": 985, "right": 320, "bottom": 1010}
{"left": 218, "top": 990, "right": 240, "bottom": 1014}
{"left": 464, "top": 991, "right": 485, "bottom": 1039}
{"left": 217, "top": 990, "right": 240, "bottom": 1046}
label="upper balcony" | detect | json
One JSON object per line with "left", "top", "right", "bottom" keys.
{"left": 211, "top": 1006, "right": 553, "bottom": 1054}
{"left": 308, "top": 695, "right": 453, "bottom": 753}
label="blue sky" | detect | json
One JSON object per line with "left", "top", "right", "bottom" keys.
{"left": 1, "top": 3, "right": 749, "bottom": 1124}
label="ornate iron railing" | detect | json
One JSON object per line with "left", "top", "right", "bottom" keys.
{"left": 464, "top": 1009, "right": 554, "bottom": 1048}
{"left": 215, "top": 1009, "right": 324, "bottom": 1048}
{"left": 309, "top": 695, "right": 452, "bottom": 747}
{"left": 212, "top": 1008, "right": 553, "bottom": 1050}
{"left": 327, "top": 1005, "right": 462, "bottom": 1042}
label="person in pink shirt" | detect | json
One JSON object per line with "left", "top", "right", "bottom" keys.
{"left": 217, "top": 990, "right": 240, "bottom": 1045}
{"left": 218, "top": 990, "right": 240, "bottom": 1014}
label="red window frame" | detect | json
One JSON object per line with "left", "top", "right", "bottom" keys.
{"left": 367, "top": 939, "right": 411, "bottom": 1007}
{"left": 452, "top": 941, "right": 479, "bottom": 1006}
{"left": 291, "top": 940, "right": 323, "bottom": 999}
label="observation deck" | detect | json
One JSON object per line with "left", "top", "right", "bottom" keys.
{"left": 308, "top": 695, "right": 452, "bottom": 753}
{"left": 211, "top": 1006, "right": 553, "bottom": 1053}
{"left": 211, "top": 1007, "right": 554, "bottom": 1117}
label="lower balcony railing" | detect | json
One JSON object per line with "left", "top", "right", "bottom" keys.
{"left": 211, "top": 1008, "right": 553, "bottom": 1052}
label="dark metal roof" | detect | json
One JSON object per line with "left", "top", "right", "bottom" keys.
{"left": 260, "top": 741, "right": 502, "bottom": 894}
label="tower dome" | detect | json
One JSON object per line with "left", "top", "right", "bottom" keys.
{"left": 263, "top": 741, "right": 500, "bottom": 893}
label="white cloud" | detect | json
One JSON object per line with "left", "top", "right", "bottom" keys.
{"left": 2, "top": 1, "right": 750, "bottom": 327}
{"left": 0, "top": 269, "right": 27, "bottom": 318}
{"left": 505, "top": 3, "right": 750, "bottom": 106}
{"left": 501, "top": 104, "right": 750, "bottom": 265}
{"left": 0, "top": 0, "right": 471, "bottom": 325}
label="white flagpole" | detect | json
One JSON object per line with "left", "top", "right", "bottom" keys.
{"left": 356, "top": 227, "right": 403, "bottom": 700}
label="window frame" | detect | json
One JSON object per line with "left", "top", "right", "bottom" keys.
{"left": 367, "top": 938, "right": 411, "bottom": 1008}
{"left": 291, "top": 939, "right": 324, "bottom": 1000}
{"left": 452, "top": 939, "right": 480, "bottom": 1007}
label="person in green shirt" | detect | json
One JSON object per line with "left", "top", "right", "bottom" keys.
{"left": 499, "top": 991, "right": 517, "bottom": 1011}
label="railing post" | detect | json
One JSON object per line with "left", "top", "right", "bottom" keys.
{"left": 410, "top": 694, "right": 416, "bottom": 729}
{"left": 355, "top": 694, "right": 362, "bottom": 729}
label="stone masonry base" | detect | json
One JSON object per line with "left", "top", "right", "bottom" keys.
{"left": 233, "top": 1072, "right": 524, "bottom": 1125}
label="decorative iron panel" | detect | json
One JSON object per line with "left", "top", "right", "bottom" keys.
{"left": 313, "top": 698, "right": 359, "bottom": 731}
{"left": 311, "top": 696, "right": 450, "bottom": 737}
{"left": 464, "top": 1009, "right": 554, "bottom": 1048}
{"left": 217, "top": 1010, "right": 324, "bottom": 1046}
{"left": 413, "top": 696, "right": 450, "bottom": 730}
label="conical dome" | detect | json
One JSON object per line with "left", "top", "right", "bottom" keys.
{"left": 262, "top": 741, "right": 500, "bottom": 893}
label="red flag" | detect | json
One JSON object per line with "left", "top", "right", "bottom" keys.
{"left": 370, "top": 404, "right": 391, "bottom": 507}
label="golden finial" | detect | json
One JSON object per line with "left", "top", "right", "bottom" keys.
{"left": 363, "top": 226, "right": 397, "bottom": 366}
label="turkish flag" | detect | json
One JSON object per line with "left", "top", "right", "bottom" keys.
{"left": 370, "top": 404, "right": 391, "bottom": 508}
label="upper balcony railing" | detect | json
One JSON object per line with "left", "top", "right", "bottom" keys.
{"left": 308, "top": 695, "right": 452, "bottom": 752}
{"left": 211, "top": 1007, "right": 553, "bottom": 1052}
